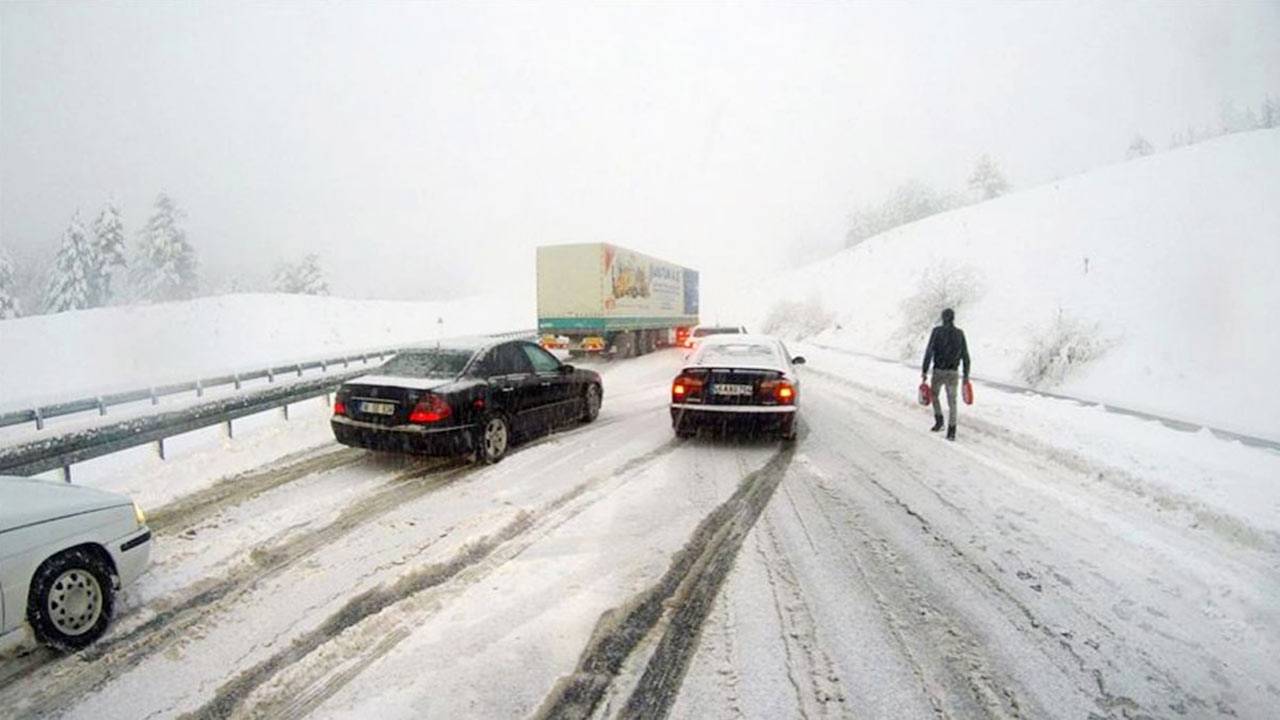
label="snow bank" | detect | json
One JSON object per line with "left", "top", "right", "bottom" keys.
{"left": 0, "top": 292, "right": 531, "bottom": 410}
{"left": 733, "top": 129, "right": 1280, "bottom": 440}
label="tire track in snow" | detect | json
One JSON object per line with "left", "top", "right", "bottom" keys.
{"left": 146, "top": 445, "right": 368, "bottom": 535}
{"left": 181, "top": 439, "right": 686, "bottom": 720}
{"left": 755, "top": 508, "right": 848, "bottom": 718}
{"left": 533, "top": 441, "right": 797, "bottom": 720}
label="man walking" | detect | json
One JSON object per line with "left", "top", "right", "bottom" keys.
{"left": 921, "top": 308, "right": 970, "bottom": 441}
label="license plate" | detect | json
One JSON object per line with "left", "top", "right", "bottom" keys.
{"left": 359, "top": 401, "right": 396, "bottom": 416}
{"left": 712, "top": 384, "right": 754, "bottom": 396}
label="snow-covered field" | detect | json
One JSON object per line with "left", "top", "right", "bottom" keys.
{"left": 0, "top": 291, "right": 530, "bottom": 411}
{"left": 726, "top": 129, "right": 1280, "bottom": 442}
{"left": 2, "top": 348, "right": 1276, "bottom": 719}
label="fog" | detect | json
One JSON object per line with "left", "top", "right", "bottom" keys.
{"left": 2, "top": 1, "right": 1277, "bottom": 310}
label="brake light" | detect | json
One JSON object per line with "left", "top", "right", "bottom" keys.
{"left": 333, "top": 400, "right": 347, "bottom": 416}
{"left": 672, "top": 375, "right": 704, "bottom": 402}
{"left": 409, "top": 394, "right": 452, "bottom": 423}
{"left": 760, "top": 380, "right": 796, "bottom": 404}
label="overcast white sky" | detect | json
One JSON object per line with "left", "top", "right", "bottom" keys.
{"left": 2, "top": 1, "right": 1277, "bottom": 306}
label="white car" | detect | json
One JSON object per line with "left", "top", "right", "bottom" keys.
{"left": 670, "top": 334, "right": 805, "bottom": 441}
{"left": 683, "top": 325, "right": 749, "bottom": 352}
{"left": 0, "top": 475, "right": 152, "bottom": 649}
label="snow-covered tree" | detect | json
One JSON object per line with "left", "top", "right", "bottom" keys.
{"left": 1126, "top": 134, "right": 1154, "bottom": 159}
{"left": 43, "top": 213, "right": 98, "bottom": 313}
{"left": 90, "top": 203, "right": 127, "bottom": 304}
{"left": 968, "top": 155, "right": 1009, "bottom": 200}
{"left": 846, "top": 180, "right": 962, "bottom": 248}
{"left": 272, "top": 254, "right": 329, "bottom": 295}
{"left": 1260, "top": 97, "right": 1278, "bottom": 129}
{"left": 0, "top": 246, "right": 21, "bottom": 319}
{"left": 133, "top": 193, "right": 198, "bottom": 301}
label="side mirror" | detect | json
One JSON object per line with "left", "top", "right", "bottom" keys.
{"left": 791, "top": 356, "right": 806, "bottom": 365}
{"left": 559, "top": 364, "right": 576, "bottom": 374}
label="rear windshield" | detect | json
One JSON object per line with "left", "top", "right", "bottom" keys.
{"left": 378, "top": 350, "right": 473, "bottom": 378}
{"left": 695, "top": 342, "right": 779, "bottom": 366}
{"left": 693, "top": 326, "right": 743, "bottom": 338}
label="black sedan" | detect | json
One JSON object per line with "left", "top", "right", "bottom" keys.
{"left": 331, "top": 339, "right": 603, "bottom": 463}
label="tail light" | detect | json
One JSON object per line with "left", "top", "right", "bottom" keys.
{"left": 333, "top": 400, "right": 347, "bottom": 416}
{"left": 409, "top": 393, "right": 452, "bottom": 423}
{"left": 760, "top": 380, "right": 796, "bottom": 405}
{"left": 672, "top": 375, "right": 704, "bottom": 402}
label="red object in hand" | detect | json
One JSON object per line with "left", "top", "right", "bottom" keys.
{"left": 918, "top": 382, "right": 932, "bottom": 406}
{"left": 963, "top": 380, "right": 974, "bottom": 405}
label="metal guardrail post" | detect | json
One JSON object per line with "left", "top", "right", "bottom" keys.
{"left": 157, "top": 437, "right": 166, "bottom": 460}
{"left": 282, "top": 403, "right": 290, "bottom": 421}
{"left": 295, "top": 364, "right": 303, "bottom": 378}
{"left": 35, "top": 408, "right": 44, "bottom": 431}
{"left": 234, "top": 373, "right": 242, "bottom": 390}
{"left": 267, "top": 368, "right": 275, "bottom": 383}
{"left": 196, "top": 379, "right": 204, "bottom": 398}
{"left": 62, "top": 465, "right": 71, "bottom": 483}
{"left": 150, "top": 388, "right": 158, "bottom": 406}
{"left": 97, "top": 397, "right": 107, "bottom": 416}
{"left": 225, "top": 419, "right": 234, "bottom": 439}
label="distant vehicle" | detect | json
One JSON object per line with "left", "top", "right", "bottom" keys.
{"left": 0, "top": 476, "right": 152, "bottom": 649}
{"left": 683, "top": 324, "right": 749, "bottom": 350}
{"left": 331, "top": 339, "right": 603, "bottom": 464}
{"left": 537, "top": 243, "right": 699, "bottom": 358}
{"left": 670, "top": 334, "right": 805, "bottom": 441}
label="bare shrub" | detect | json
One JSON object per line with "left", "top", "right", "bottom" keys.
{"left": 760, "top": 295, "right": 835, "bottom": 341}
{"left": 1017, "top": 310, "right": 1111, "bottom": 387}
{"left": 896, "top": 262, "right": 982, "bottom": 359}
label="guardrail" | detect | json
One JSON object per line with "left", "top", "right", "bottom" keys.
{"left": 0, "top": 328, "right": 536, "bottom": 433}
{"left": 0, "top": 329, "right": 536, "bottom": 481}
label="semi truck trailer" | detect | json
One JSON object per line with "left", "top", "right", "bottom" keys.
{"left": 536, "top": 243, "right": 699, "bottom": 358}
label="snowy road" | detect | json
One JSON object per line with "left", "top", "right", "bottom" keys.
{"left": 1, "top": 349, "right": 1276, "bottom": 719}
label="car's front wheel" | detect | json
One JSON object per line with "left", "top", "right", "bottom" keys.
{"left": 581, "top": 384, "right": 602, "bottom": 423}
{"left": 475, "top": 414, "right": 510, "bottom": 464}
{"left": 27, "top": 548, "right": 116, "bottom": 650}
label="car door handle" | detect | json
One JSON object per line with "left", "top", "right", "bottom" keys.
{"left": 540, "top": 381, "right": 552, "bottom": 387}
{"left": 500, "top": 386, "right": 516, "bottom": 393}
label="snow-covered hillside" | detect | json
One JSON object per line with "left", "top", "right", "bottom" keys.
{"left": 733, "top": 129, "right": 1280, "bottom": 441}
{"left": 0, "top": 292, "right": 531, "bottom": 410}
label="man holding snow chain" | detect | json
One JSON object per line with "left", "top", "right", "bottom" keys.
{"left": 921, "top": 307, "right": 971, "bottom": 441}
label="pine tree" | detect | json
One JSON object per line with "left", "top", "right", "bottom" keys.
{"left": 133, "top": 193, "right": 198, "bottom": 301}
{"left": 0, "top": 246, "right": 21, "bottom": 319}
{"left": 272, "top": 254, "right": 329, "bottom": 295}
{"left": 1126, "top": 134, "right": 1155, "bottom": 159}
{"left": 43, "top": 213, "right": 98, "bottom": 313}
{"left": 91, "top": 203, "right": 127, "bottom": 304}
{"left": 968, "top": 155, "right": 1010, "bottom": 200}
{"left": 1261, "top": 97, "right": 1279, "bottom": 129}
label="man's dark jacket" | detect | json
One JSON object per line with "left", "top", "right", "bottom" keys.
{"left": 922, "top": 324, "right": 971, "bottom": 377}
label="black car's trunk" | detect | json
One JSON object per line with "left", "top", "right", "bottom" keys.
{"left": 339, "top": 384, "right": 424, "bottom": 425}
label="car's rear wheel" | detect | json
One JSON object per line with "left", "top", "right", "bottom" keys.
{"left": 581, "top": 384, "right": 602, "bottom": 423}
{"left": 28, "top": 548, "right": 115, "bottom": 650}
{"left": 475, "top": 414, "right": 510, "bottom": 464}
{"left": 672, "top": 414, "right": 696, "bottom": 439}
{"left": 780, "top": 415, "right": 797, "bottom": 442}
